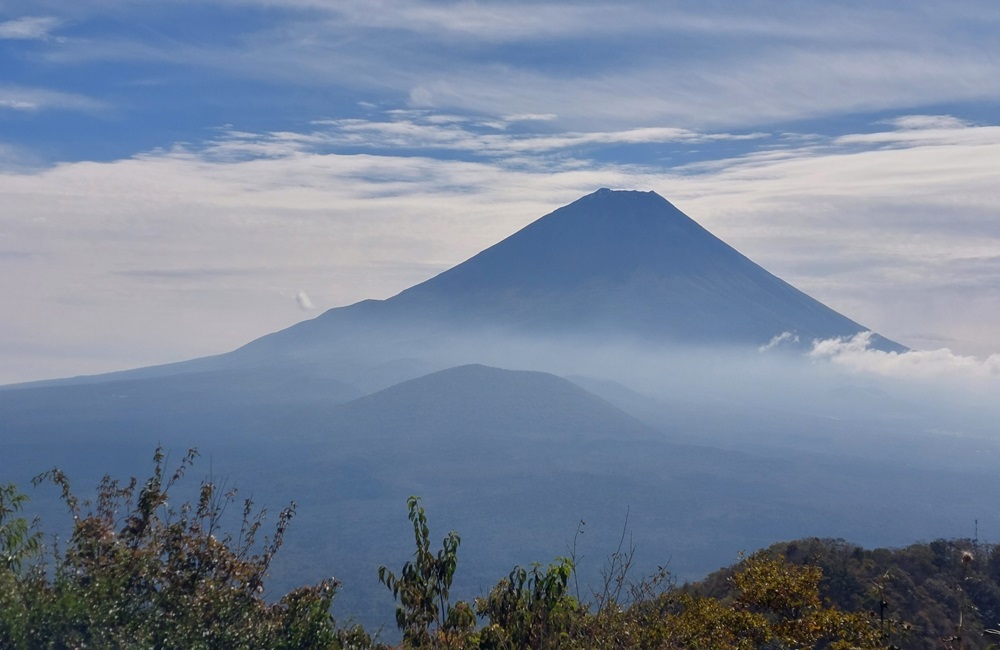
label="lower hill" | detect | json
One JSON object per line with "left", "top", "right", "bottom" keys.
{"left": 325, "top": 363, "right": 659, "bottom": 446}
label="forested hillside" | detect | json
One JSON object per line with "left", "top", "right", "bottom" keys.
{"left": 696, "top": 536, "right": 1000, "bottom": 650}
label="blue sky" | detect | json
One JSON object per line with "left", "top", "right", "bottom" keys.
{"left": 2, "top": 0, "right": 1000, "bottom": 384}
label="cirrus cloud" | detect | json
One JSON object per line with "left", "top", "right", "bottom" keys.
{"left": 0, "top": 16, "right": 60, "bottom": 40}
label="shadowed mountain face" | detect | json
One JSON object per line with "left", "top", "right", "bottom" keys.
{"left": 243, "top": 188, "right": 901, "bottom": 361}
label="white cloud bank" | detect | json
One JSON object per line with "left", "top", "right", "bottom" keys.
{"left": 810, "top": 332, "right": 1000, "bottom": 382}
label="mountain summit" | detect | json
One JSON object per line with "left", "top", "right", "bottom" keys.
{"left": 252, "top": 188, "right": 900, "bottom": 355}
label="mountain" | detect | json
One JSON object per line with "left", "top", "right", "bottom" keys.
{"left": 237, "top": 188, "right": 902, "bottom": 365}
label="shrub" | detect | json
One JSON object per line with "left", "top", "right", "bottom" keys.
{"left": 378, "top": 496, "right": 475, "bottom": 649}
{"left": 0, "top": 447, "right": 378, "bottom": 649}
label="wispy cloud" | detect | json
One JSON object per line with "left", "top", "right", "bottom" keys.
{"left": 759, "top": 331, "right": 800, "bottom": 352}
{"left": 0, "top": 86, "right": 106, "bottom": 113}
{"left": 885, "top": 115, "right": 972, "bottom": 130}
{"left": 113, "top": 268, "right": 254, "bottom": 280}
{"left": 398, "top": 48, "right": 1000, "bottom": 129}
{"left": 24, "top": 2, "right": 1000, "bottom": 130}
{"left": 836, "top": 119, "right": 1000, "bottom": 148}
{"left": 290, "top": 115, "right": 767, "bottom": 159}
{"left": 0, "top": 16, "right": 60, "bottom": 40}
{"left": 220, "top": 1, "right": 999, "bottom": 49}
{"left": 0, "top": 98, "right": 36, "bottom": 110}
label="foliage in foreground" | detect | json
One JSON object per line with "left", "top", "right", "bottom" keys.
{"left": 0, "top": 449, "right": 372, "bottom": 649}
{"left": 4, "top": 447, "right": 973, "bottom": 649}
{"left": 374, "top": 502, "right": 883, "bottom": 649}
